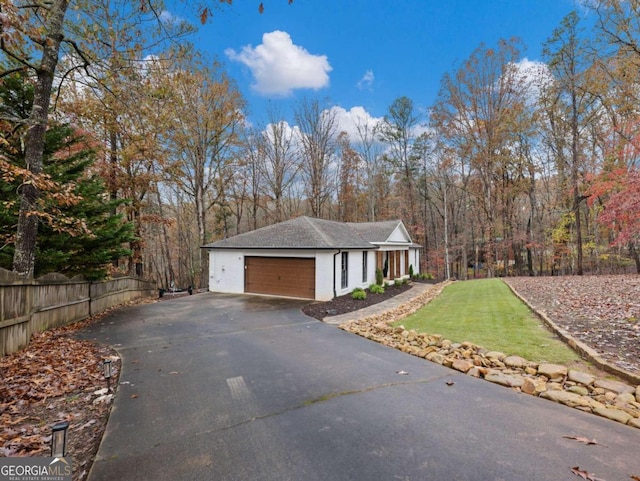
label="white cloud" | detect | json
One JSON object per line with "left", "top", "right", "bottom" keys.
{"left": 511, "top": 57, "right": 554, "bottom": 105}
{"left": 159, "top": 10, "right": 174, "bottom": 23}
{"left": 357, "top": 70, "right": 375, "bottom": 91}
{"left": 329, "top": 106, "right": 383, "bottom": 141}
{"left": 262, "top": 119, "right": 301, "bottom": 144}
{"left": 225, "top": 31, "right": 332, "bottom": 97}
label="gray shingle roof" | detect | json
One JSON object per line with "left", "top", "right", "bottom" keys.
{"left": 202, "top": 216, "right": 384, "bottom": 250}
{"left": 346, "top": 220, "right": 402, "bottom": 243}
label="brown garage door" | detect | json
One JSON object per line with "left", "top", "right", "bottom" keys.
{"left": 245, "top": 257, "right": 316, "bottom": 299}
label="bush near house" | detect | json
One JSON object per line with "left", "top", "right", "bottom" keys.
{"left": 351, "top": 287, "right": 367, "bottom": 300}
{"left": 413, "top": 272, "right": 434, "bottom": 281}
{"left": 375, "top": 268, "right": 384, "bottom": 286}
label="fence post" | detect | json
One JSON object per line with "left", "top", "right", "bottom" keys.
{"left": 89, "top": 280, "right": 93, "bottom": 318}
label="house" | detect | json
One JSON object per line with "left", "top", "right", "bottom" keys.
{"left": 202, "top": 216, "right": 420, "bottom": 301}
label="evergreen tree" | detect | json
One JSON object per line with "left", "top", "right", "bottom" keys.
{"left": 0, "top": 72, "right": 134, "bottom": 279}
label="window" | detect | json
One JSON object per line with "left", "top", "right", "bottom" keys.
{"left": 362, "top": 252, "right": 368, "bottom": 283}
{"left": 341, "top": 252, "right": 349, "bottom": 289}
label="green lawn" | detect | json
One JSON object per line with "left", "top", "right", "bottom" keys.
{"left": 395, "top": 278, "right": 581, "bottom": 365}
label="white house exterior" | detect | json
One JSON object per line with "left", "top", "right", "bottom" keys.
{"left": 202, "top": 216, "right": 420, "bottom": 301}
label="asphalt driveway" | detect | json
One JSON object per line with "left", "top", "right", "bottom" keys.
{"left": 79, "top": 293, "right": 640, "bottom": 480}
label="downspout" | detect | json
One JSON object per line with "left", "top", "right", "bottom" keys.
{"left": 333, "top": 250, "right": 341, "bottom": 298}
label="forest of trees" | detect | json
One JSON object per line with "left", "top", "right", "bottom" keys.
{"left": 1, "top": 1, "right": 640, "bottom": 289}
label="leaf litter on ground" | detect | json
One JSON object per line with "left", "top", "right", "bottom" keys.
{"left": 562, "top": 435, "right": 603, "bottom": 447}
{"left": 571, "top": 466, "right": 606, "bottom": 481}
{"left": 0, "top": 297, "right": 154, "bottom": 479}
{"left": 504, "top": 275, "right": 640, "bottom": 374}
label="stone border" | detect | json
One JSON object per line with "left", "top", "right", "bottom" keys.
{"left": 504, "top": 281, "right": 640, "bottom": 386}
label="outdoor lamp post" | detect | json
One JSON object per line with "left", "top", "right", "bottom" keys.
{"left": 51, "top": 421, "right": 69, "bottom": 457}
{"left": 102, "top": 359, "right": 112, "bottom": 392}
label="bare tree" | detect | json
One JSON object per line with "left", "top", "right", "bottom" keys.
{"left": 353, "top": 116, "right": 384, "bottom": 221}
{"left": 259, "top": 108, "right": 301, "bottom": 223}
{"left": 295, "top": 98, "right": 339, "bottom": 218}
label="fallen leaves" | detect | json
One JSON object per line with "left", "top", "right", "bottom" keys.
{"left": 0, "top": 323, "right": 119, "bottom": 479}
{"left": 505, "top": 275, "right": 640, "bottom": 374}
{"left": 570, "top": 466, "right": 606, "bottom": 481}
{"left": 0, "top": 329, "right": 113, "bottom": 404}
{"left": 563, "top": 435, "right": 601, "bottom": 446}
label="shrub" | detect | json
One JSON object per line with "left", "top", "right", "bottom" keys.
{"left": 369, "top": 284, "right": 385, "bottom": 294}
{"left": 351, "top": 287, "right": 367, "bottom": 300}
{"left": 384, "top": 281, "right": 390, "bottom": 288}
{"left": 409, "top": 264, "right": 414, "bottom": 278}
{"left": 415, "top": 272, "right": 434, "bottom": 280}
{"left": 375, "top": 268, "right": 383, "bottom": 286}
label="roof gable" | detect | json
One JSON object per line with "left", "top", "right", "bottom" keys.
{"left": 388, "top": 223, "right": 412, "bottom": 243}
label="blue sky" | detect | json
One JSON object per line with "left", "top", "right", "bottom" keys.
{"left": 171, "top": 0, "right": 589, "bottom": 128}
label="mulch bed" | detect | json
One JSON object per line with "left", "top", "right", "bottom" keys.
{"left": 302, "top": 282, "right": 416, "bottom": 320}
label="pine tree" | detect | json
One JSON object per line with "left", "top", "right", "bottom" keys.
{"left": 0, "top": 72, "right": 134, "bottom": 279}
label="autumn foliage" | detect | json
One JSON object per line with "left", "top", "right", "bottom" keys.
{"left": 588, "top": 168, "right": 640, "bottom": 246}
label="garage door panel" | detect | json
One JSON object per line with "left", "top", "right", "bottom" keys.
{"left": 245, "top": 257, "right": 315, "bottom": 299}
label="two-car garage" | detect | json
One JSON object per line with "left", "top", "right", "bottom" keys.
{"left": 244, "top": 256, "right": 316, "bottom": 300}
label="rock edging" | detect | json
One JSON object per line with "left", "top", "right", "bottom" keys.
{"left": 339, "top": 282, "right": 640, "bottom": 430}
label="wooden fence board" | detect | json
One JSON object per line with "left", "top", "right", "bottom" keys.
{"left": 0, "top": 269, "right": 156, "bottom": 356}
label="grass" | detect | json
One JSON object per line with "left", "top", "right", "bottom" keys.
{"left": 395, "top": 278, "right": 581, "bottom": 365}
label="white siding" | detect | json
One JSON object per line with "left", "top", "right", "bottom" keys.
{"left": 315, "top": 251, "right": 336, "bottom": 301}
{"left": 364, "top": 251, "right": 376, "bottom": 285}
{"left": 208, "top": 250, "right": 245, "bottom": 294}
{"left": 410, "top": 248, "right": 420, "bottom": 275}
{"left": 331, "top": 250, "right": 373, "bottom": 298}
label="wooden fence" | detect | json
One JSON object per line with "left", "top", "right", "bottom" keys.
{"left": 0, "top": 268, "right": 157, "bottom": 356}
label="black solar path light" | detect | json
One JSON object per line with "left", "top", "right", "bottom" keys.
{"left": 102, "top": 359, "right": 112, "bottom": 392}
{"left": 51, "top": 421, "right": 69, "bottom": 457}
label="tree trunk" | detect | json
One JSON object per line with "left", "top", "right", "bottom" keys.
{"left": 12, "top": 0, "right": 69, "bottom": 277}
{"left": 155, "top": 189, "right": 175, "bottom": 288}
{"left": 630, "top": 242, "right": 640, "bottom": 274}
